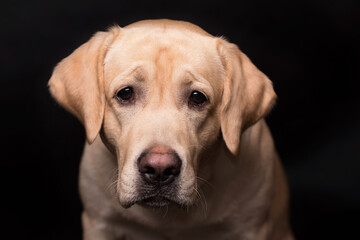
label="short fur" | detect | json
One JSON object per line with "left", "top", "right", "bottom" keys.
{"left": 49, "top": 19, "right": 294, "bottom": 240}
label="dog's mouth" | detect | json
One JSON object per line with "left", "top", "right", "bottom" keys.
{"left": 121, "top": 193, "right": 184, "bottom": 209}
{"left": 138, "top": 196, "right": 173, "bottom": 208}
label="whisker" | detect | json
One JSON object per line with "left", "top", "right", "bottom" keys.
{"left": 107, "top": 179, "right": 118, "bottom": 190}
{"left": 196, "top": 176, "right": 215, "bottom": 190}
{"left": 107, "top": 167, "right": 119, "bottom": 198}
{"left": 193, "top": 187, "right": 207, "bottom": 217}
{"left": 199, "top": 187, "right": 208, "bottom": 216}
{"left": 162, "top": 205, "right": 169, "bottom": 218}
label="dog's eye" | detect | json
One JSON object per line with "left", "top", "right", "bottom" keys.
{"left": 189, "top": 91, "right": 208, "bottom": 107}
{"left": 116, "top": 87, "right": 134, "bottom": 102}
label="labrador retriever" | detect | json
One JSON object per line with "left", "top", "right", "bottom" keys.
{"left": 49, "top": 19, "right": 294, "bottom": 240}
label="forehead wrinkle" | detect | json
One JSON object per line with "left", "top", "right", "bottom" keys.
{"left": 183, "top": 68, "right": 214, "bottom": 94}
{"left": 108, "top": 62, "right": 146, "bottom": 93}
{"left": 183, "top": 68, "right": 212, "bottom": 87}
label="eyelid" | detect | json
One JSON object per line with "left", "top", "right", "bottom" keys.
{"left": 182, "top": 69, "right": 213, "bottom": 101}
{"left": 188, "top": 86, "right": 211, "bottom": 104}
{"left": 108, "top": 62, "right": 146, "bottom": 96}
{"left": 193, "top": 89, "right": 209, "bottom": 100}
{"left": 113, "top": 86, "right": 135, "bottom": 104}
{"left": 113, "top": 83, "right": 133, "bottom": 98}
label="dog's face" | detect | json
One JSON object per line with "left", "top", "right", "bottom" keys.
{"left": 49, "top": 20, "right": 276, "bottom": 209}
{"left": 101, "top": 24, "right": 224, "bottom": 207}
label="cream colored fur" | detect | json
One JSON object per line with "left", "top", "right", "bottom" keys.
{"left": 49, "top": 19, "right": 294, "bottom": 240}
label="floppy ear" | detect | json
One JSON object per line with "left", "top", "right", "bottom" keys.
{"left": 48, "top": 27, "right": 120, "bottom": 143}
{"left": 217, "top": 39, "right": 277, "bottom": 155}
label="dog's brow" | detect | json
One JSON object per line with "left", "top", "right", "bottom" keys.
{"left": 109, "top": 62, "right": 146, "bottom": 90}
{"left": 184, "top": 68, "right": 211, "bottom": 87}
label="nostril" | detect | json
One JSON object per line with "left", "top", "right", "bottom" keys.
{"left": 164, "top": 167, "right": 173, "bottom": 176}
{"left": 164, "top": 166, "right": 180, "bottom": 176}
{"left": 144, "top": 166, "right": 155, "bottom": 174}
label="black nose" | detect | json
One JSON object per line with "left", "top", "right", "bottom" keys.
{"left": 138, "top": 147, "right": 181, "bottom": 185}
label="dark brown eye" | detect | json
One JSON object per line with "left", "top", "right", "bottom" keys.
{"left": 189, "top": 91, "right": 207, "bottom": 107}
{"left": 116, "top": 87, "right": 133, "bottom": 102}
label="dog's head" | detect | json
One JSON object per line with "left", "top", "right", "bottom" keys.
{"left": 49, "top": 20, "right": 276, "bottom": 208}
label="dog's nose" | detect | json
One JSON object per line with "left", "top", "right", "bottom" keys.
{"left": 138, "top": 146, "right": 181, "bottom": 185}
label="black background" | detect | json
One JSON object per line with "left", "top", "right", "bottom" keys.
{"left": 2, "top": 0, "right": 359, "bottom": 239}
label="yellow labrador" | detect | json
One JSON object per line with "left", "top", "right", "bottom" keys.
{"left": 49, "top": 19, "right": 294, "bottom": 240}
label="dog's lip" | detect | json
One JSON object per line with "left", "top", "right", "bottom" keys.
{"left": 138, "top": 196, "right": 172, "bottom": 208}
{"left": 122, "top": 195, "right": 182, "bottom": 209}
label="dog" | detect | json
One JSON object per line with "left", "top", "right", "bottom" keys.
{"left": 49, "top": 19, "right": 294, "bottom": 240}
